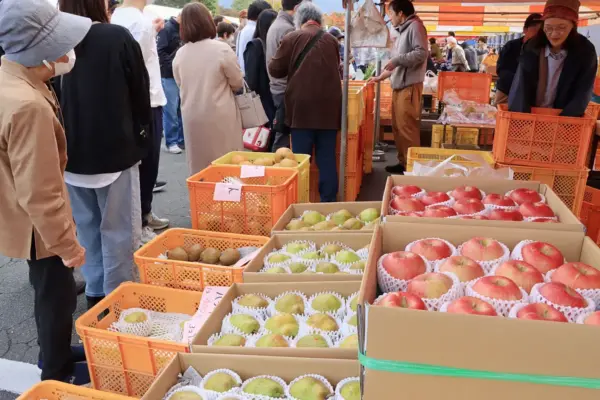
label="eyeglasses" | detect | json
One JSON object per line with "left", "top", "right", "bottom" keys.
{"left": 544, "top": 25, "right": 570, "bottom": 34}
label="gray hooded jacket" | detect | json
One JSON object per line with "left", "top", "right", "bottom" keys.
{"left": 389, "top": 14, "right": 428, "bottom": 90}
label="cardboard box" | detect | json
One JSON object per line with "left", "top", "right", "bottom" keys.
{"left": 143, "top": 353, "right": 359, "bottom": 400}
{"left": 381, "top": 176, "right": 583, "bottom": 231}
{"left": 192, "top": 281, "right": 360, "bottom": 359}
{"left": 272, "top": 201, "right": 382, "bottom": 234}
{"left": 243, "top": 232, "right": 372, "bottom": 283}
{"left": 357, "top": 223, "right": 600, "bottom": 400}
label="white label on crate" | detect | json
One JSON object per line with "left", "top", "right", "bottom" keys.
{"left": 183, "top": 286, "right": 229, "bottom": 345}
{"left": 240, "top": 165, "right": 265, "bottom": 178}
{"left": 213, "top": 182, "right": 242, "bottom": 202}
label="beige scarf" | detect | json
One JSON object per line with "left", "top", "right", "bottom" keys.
{"left": 535, "top": 50, "right": 549, "bottom": 108}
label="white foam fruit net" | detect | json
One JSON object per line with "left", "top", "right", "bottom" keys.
{"left": 412, "top": 272, "right": 464, "bottom": 311}
{"left": 457, "top": 240, "right": 510, "bottom": 275}
{"left": 529, "top": 283, "right": 596, "bottom": 322}
{"left": 404, "top": 238, "right": 458, "bottom": 269}
{"left": 110, "top": 308, "right": 192, "bottom": 342}
{"left": 377, "top": 253, "right": 432, "bottom": 293}
{"left": 286, "top": 374, "right": 334, "bottom": 400}
{"left": 465, "top": 278, "right": 529, "bottom": 317}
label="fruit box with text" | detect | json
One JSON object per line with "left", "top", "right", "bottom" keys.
{"left": 142, "top": 353, "right": 359, "bottom": 400}
{"left": 243, "top": 232, "right": 372, "bottom": 283}
{"left": 381, "top": 176, "right": 583, "bottom": 231}
{"left": 191, "top": 281, "right": 360, "bottom": 359}
{"left": 356, "top": 223, "right": 600, "bottom": 400}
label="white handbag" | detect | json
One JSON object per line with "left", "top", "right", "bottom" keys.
{"left": 235, "top": 81, "right": 269, "bottom": 129}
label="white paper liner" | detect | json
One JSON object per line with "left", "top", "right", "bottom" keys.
{"left": 546, "top": 269, "right": 600, "bottom": 304}
{"left": 292, "top": 329, "right": 335, "bottom": 348}
{"left": 258, "top": 265, "right": 292, "bottom": 274}
{"left": 307, "top": 292, "right": 346, "bottom": 318}
{"left": 434, "top": 259, "right": 484, "bottom": 290}
{"left": 232, "top": 293, "right": 272, "bottom": 320}
{"left": 466, "top": 278, "right": 529, "bottom": 316}
{"left": 319, "top": 241, "right": 352, "bottom": 257}
{"left": 439, "top": 298, "right": 500, "bottom": 316}
{"left": 341, "top": 313, "right": 358, "bottom": 336}
{"left": 389, "top": 208, "right": 425, "bottom": 217}
{"left": 529, "top": 283, "right": 596, "bottom": 322}
{"left": 109, "top": 310, "right": 194, "bottom": 342}
{"left": 457, "top": 240, "right": 510, "bottom": 274}
{"left": 241, "top": 375, "right": 288, "bottom": 400}
{"left": 268, "top": 291, "right": 309, "bottom": 316}
{"left": 246, "top": 333, "right": 294, "bottom": 348}
{"left": 376, "top": 253, "right": 431, "bottom": 293}
{"left": 335, "top": 377, "right": 360, "bottom": 400}
{"left": 525, "top": 216, "right": 559, "bottom": 222}
{"left": 297, "top": 250, "right": 328, "bottom": 263}
{"left": 511, "top": 240, "right": 566, "bottom": 274}
{"left": 281, "top": 240, "right": 316, "bottom": 257}
{"left": 335, "top": 333, "right": 358, "bottom": 349}
{"left": 341, "top": 261, "right": 366, "bottom": 275}
{"left": 117, "top": 308, "right": 153, "bottom": 337}
{"left": 404, "top": 238, "right": 458, "bottom": 269}
{"left": 575, "top": 311, "right": 600, "bottom": 324}
{"left": 166, "top": 386, "right": 208, "bottom": 400}
{"left": 482, "top": 194, "right": 518, "bottom": 211}
{"left": 287, "top": 374, "right": 334, "bottom": 400}
{"left": 447, "top": 188, "right": 486, "bottom": 201}
{"left": 221, "top": 313, "right": 264, "bottom": 336}
{"left": 263, "top": 251, "right": 294, "bottom": 269}
{"left": 310, "top": 259, "right": 345, "bottom": 275}
{"left": 356, "top": 247, "right": 370, "bottom": 260}
{"left": 216, "top": 393, "right": 245, "bottom": 400}
{"left": 407, "top": 272, "right": 463, "bottom": 311}
{"left": 391, "top": 186, "right": 426, "bottom": 199}
{"left": 299, "top": 313, "right": 343, "bottom": 342}
{"left": 207, "top": 329, "right": 251, "bottom": 347}
{"left": 200, "top": 369, "right": 243, "bottom": 400}
{"left": 331, "top": 249, "right": 363, "bottom": 270}
{"left": 162, "top": 367, "right": 204, "bottom": 400}
{"left": 263, "top": 313, "right": 301, "bottom": 338}
{"left": 505, "top": 189, "right": 546, "bottom": 204}
{"left": 346, "top": 292, "right": 359, "bottom": 314}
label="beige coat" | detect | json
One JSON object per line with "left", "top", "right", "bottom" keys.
{"left": 174, "top": 39, "right": 244, "bottom": 175}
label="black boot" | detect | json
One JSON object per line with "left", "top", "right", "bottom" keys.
{"left": 385, "top": 164, "right": 406, "bottom": 174}
{"left": 86, "top": 295, "right": 105, "bottom": 310}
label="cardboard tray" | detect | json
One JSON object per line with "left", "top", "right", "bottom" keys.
{"left": 243, "top": 232, "right": 372, "bottom": 283}
{"left": 357, "top": 223, "right": 600, "bottom": 400}
{"left": 192, "top": 281, "right": 360, "bottom": 359}
{"left": 142, "top": 353, "right": 359, "bottom": 400}
{"left": 271, "top": 201, "right": 382, "bottom": 234}
{"left": 381, "top": 176, "right": 583, "bottom": 231}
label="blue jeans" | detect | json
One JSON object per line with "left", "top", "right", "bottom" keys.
{"left": 162, "top": 78, "right": 184, "bottom": 147}
{"left": 66, "top": 166, "right": 141, "bottom": 298}
{"left": 291, "top": 128, "right": 338, "bottom": 202}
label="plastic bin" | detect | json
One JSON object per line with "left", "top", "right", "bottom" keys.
{"left": 431, "top": 124, "right": 480, "bottom": 148}
{"left": 493, "top": 104, "right": 596, "bottom": 169}
{"left": 134, "top": 228, "right": 269, "bottom": 290}
{"left": 187, "top": 165, "right": 298, "bottom": 237}
{"left": 348, "top": 86, "right": 365, "bottom": 133}
{"left": 580, "top": 186, "right": 600, "bottom": 244}
{"left": 17, "top": 381, "right": 134, "bottom": 400}
{"left": 76, "top": 283, "right": 202, "bottom": 397}
{"left": 406, "top": 147, "right": 494, "bottom": 172}
{"left": 437, "top": 72, "right": 492, "bottom": 104}
{"left": 211, "top": 151, "right": 310, "bottom": 203}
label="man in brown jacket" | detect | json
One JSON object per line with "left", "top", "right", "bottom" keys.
{"left": 0, "top": 0, "right": 92, "bottom": 384}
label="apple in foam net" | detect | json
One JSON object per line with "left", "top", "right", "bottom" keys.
{"left": 381, "top": 251, "right": 427, "bottom": 281}
{"left": 446, "top": 296, "right": 497, "bottom": 316}
{"left": 538, "top": 282, "right": 588, "bottom": 308}
{"left": 472, "top": 276, "right": 523, "bottom": 301}
{"left": 397, "top": 211, "right": 422, "bottom": 217}
{"left": 392, "top": 185, "right": 422, "bottom": 197}
{"left": 451, "top": 185, "right": 482, "bottom": 201}
{"left": 452, "top": 198, "right": 485, "bottom": 215}
{"left": 438, "top": 256, "right": 485, "bottom": 282}
{"left": 407, "top": 273, "right": 454, "bottom": 299}
{"left": 516, "top": 303, "right": 568, "bottom": 323}
{"left": 423, "top": 205, "right": 457, "bottom": 218}
{"left": 551, "top": 262, "right": 600, "bottom": 289}
{"left": 520, "top": 242, "right": 564, "bottom": 274}
{"left": 410, "top": 239, "right": 453, "bottom": 261}
{"left": 495, "top": 260, "right": 544, "bottom": 293}
{"left": 509, "top": 188, "right": 543, "bottom": 205}
{"left": 519, "top": 202, "right": 555, "bottom": 218}
{"left": 460, "top": 215, "right": 488, "bottom": 220}
{"left": 583, "top": 311, "right": 600, "bottom": 325}
{"left": 374, "top": 292, "right": 426, "bottom": 310}
{"left": 421, "top": 191, "right": 451, "bottom": 206}
{"left": 488, "top": 209, "right": 524, "bottom": 221}
{"left": 460, "top": 237, "right": 505, "bottom": 261}
{"left": 390, "top": 197, "right": 426, "bottom": 213}
{"left": 530, "top": 218, "right": 558, "bottom": 223}
{"left": 482, "top": 194, "right": 517, "bottom": 207}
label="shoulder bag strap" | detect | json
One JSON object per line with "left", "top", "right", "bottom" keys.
{"left": 290, "top": 30, "right": 325, "bottom": 78}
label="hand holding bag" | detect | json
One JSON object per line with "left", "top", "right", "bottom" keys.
{"left": 235, "top": 81, "right": 269, "bottom": 129}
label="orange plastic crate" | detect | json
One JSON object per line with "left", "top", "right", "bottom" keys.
{"left": 586, "top": 102, "right": 600, "bottom": 119}
{"left": 580, "top": 186, "right": 600, "bottom": 244}
{"left": 493, "top": 105, "right": 596, "bottom": 169}
{"left": 76, "top": 283, "right": 202, "bottom": 397}
{"left": 18, "top": 381, "right": 134, "bottom": 400}
{"left": 437, "top": 72, "right": 492, "bottom": 104}
{"left": 594, "top": 77, "right": 600, "bottom": 96}
{"left": 187, "top": 165, "right": 298, "bottom": 237}
{"left": 134, "top": 228, "right": 269, "bottom": 290}
{"left": 496, "top": 163, "right": 588, "bottom": 214}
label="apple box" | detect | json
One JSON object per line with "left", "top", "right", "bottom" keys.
{"left": 356, "top": 224, "right": 600, "bottom": 400}
{"left": 142, "top": 353, "right": 359, "bottom": 400}
{"left": 243, "top": 232, "right": 371, "bottom": 283}
{"left": 382, "top": 176, "right": 583, "bottom": 231}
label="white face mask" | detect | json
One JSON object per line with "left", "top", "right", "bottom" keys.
{"left": 43, "top": 49, "right": 76, "bottom": 77}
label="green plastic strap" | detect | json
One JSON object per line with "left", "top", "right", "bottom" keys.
{"left": 358, "top": 352, "right": 600, "bottom": 389}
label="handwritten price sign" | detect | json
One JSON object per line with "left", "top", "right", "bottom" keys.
{"left": 213, "top": 182, "right": 242, "bottom": 202}
{"left": 240, "top": 165, "right": 265, "bottom": 178}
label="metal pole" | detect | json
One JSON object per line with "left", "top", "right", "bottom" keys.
{"left": 373, "top": 2, "right": 385, "bottom": 149}
{"left": 338, "top": 0, "right": 352, "bottom": 200}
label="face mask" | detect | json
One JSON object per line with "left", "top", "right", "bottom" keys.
{"left": 146, "top": 0, "right": 154, "bottom": 4}
{"left": 43, "top": 49, "right": 76, "bottom": 77}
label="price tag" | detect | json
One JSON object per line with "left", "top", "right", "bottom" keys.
{"left": 240, "top": 165, "right": 265, "bottom": 178}
{"left": 183, "top": 286, "right": 229, "bottom": 345}
{"left": 213, "top": 182, "right": 242, "bottom": 202}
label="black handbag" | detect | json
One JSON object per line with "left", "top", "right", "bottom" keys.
{"left": 273, "top": 30, "right": 324, "bottom": 134}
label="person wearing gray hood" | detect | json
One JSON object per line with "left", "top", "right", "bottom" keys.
{"left": 369, "top": 0, "right": 427, "bottom": 174}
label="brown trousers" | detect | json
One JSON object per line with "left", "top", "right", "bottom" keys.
{"left": 391, "top": 83, "right": 423, "bottom": 165}
{"left": 495, "top": 90, "right": 508, "bottom": 105}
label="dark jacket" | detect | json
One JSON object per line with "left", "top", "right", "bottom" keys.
{"left": 496, "top": 37, "right": 523, "bottom": 95}
{"left": 244, "top": 38, "right": 276, "bottom": 127}
{"left": 157, "top": 17, "right": 181, "bottom": 79}
{"left": 57, "top": 23, "right": 151, "bottom": 174}
{"left": 268, "top": 25, "right": 342, "bottom": 130}
{"left": 508, "top": 33, "right": 597, "bottom": 117}
{"left": 463, "top": 44, "right": 478, "bottom": 72}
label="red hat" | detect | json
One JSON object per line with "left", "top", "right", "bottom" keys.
{"left": 542, "top": 0, "right": 580, "bottom": 23}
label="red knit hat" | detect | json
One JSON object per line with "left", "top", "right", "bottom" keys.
{"left": 542, "top": 0, "right": 580, "bottom": 23}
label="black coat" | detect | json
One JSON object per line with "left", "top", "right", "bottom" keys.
{"left": 508, "top": 33, "right": 597, "bottom": 117}
{"left": 157, "top": 17, "right": 181, "bottom": 79}
{"left": 244, "top": 38, "right": 276, "bottom": 127}
{"left": 496, "top": 37, "right": 524, "bottom": 95}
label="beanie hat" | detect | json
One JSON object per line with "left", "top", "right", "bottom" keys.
{"left": 542, "top": 0, "right": 580, "bottom": 24}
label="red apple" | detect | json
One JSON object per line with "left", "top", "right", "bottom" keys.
{"left": 530, "top": 218, "right": 558, "bottom": 223}
{"left": 421, "top": 191, "right": 451, "bottom": 206}
{"left": 423, "top": 205, "right": 457, "bottom": 218}
{"left": 551, "top": 262, "right": 600, "bottom": 289}
{"left": 374, "top": 292, "right": 426, "bottom": 310}
{"left": 519, "top": 202, "right": 555, "bottom": 218}
{"left": 495, "top": 260, "right": 544, "bottom": 293}
{"left": 483, "top": 194, "right": 517, "bottom": 208}
{"left": 488, "top": 209, "right": 524, "bottom": 221}
{"left": 438, "top": 256, "right": 485, "bottom": 282}
{"left": 381, "top": 251, "right": 427, "bottom": 281}
{"left": 538, "top": 282, "right": 588, "bottom": 308}
{"left": 509, "top": 188, "right": 543, "bottom": 205}
{"left": 583, "top": 311, "right": 600, "bottom": 325}
{"left": 516, "top": 303, "right": 568, "bottom": 322}
{"left": 460, "top": 215, "right": 489, "bottom": 220}
{"left": 472, "top": 276, "right": 523, "bottom": 301}
{"left": 390, "top": 197, "right": 426, "bottom": 213}
{"left": 453, "top": 198, "right": 485, "bottom": 215}
{"left": 460, "top": 237, "right": 505, "bottom": 261}
{"left": 407, "top": 272, "right": 454, "bottom": 299}
{"left": 446, "top": 296, "right": 497, "bottom": 316}
{"left": 410, "top": 239, "right": 453, "bottom": 261}
{"left": 392, "top": 185, "right": 422, "bottom": 197}
{"left": 521, "top": 242, "right": 564, "bottom": 274}
{"left": 396, "top": 211, "right": 423, "bottom": 218}
{"left": 451, "top": 185, "right": 482, "bottom": 201}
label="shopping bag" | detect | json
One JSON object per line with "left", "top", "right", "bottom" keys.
{"left": 242, "top": 126, "right": 272, "bottom": 151}
{"left": 350, "top": 0, "right": 389, "bottom": 48}
{"left": 423, "top": 70, "right": 438, "bottom": 95}
{"left": 235, "top": 81, "right": 269, "bottom": 129}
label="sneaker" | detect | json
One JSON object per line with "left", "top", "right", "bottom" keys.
{"left": 145, "top": 212, "right": 170, "bottom": 230}
{"left": 141, "top": 226, "right": 157, "bottom": 244}
{"left": 153, "top": 181, "right": 167, "bottom": 193}
{"left": 178, "top": 142, "right": 185, "bottom": 150}
{"left": 385, "top": 164, "right": 406, "bottom": 174}
{"left": 167, "top": 144, "right": 182, "bottom": 154}
{"left": 64, "top": 362, "right": 91, "bottom": 386}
